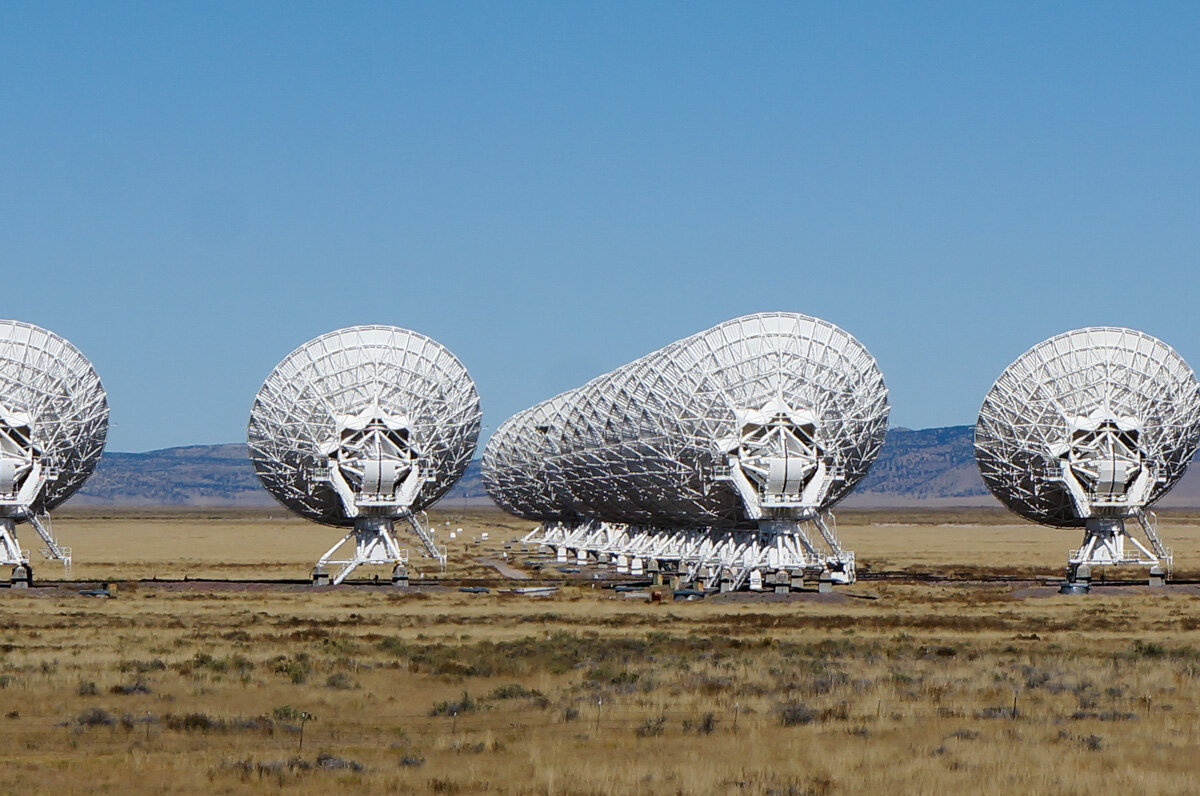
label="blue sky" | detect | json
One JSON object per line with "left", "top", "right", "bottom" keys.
{"left": 2, "top": 2, "right": 1197, "bottom": 451}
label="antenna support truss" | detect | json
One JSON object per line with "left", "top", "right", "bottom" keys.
{"left": 524, "top": 513, "right": 855, "bottom": 593}
{"left": 1064, "top": 509, "right": 1170, "bottom": 590}
{"left": 312, "top": 514, "right": 445, "bottom": 586}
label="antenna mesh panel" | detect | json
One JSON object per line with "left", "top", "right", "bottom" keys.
{"left": 484, "top": 312, "right": 889, "bottom": 527}
{"left": 0, "top": 320, "right": 108, "bottom": 513}
{"left": 975, "top": 327, "right": 1200, "bottom": 527}
{"left": 248, "top": 326, "right": 481, "bottom": 526}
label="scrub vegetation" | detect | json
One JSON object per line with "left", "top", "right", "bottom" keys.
{"left": 3, "top": 508, "right": 1200, "bottom": 793}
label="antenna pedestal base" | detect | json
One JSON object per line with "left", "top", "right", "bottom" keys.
{"left": 314, "top": 518, "right": 411, "bottom": 586}
{"left": 312, "top": 513, "right": 445, "bottom": 586}
{"left": 1065, "top": 512, "right": 1171, "bottom": 589}
{"left": 523, "top": 514, "right": 855, "bottom": 592}
{"left": 0, "top": 516, "right": 70, "bottom": 574}
{"left": 10, "top": 563, "right": 30, "bottom": 589}
{"left": 0, "top": 519, "right": 28, "bottom": 568}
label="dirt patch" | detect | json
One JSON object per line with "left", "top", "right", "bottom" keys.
{"left": 473, "top": 558, "right": 532, "bottom": 580}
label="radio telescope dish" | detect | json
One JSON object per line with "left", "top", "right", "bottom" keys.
{"left": 481, "top": 391, "right": 577, "bottom": 521}
{"left": 0, "top": 320, "right": 108, "bottom": 583}
{"left": 485, "top": 312, "right": 888, "bottom": 589}
{"left": 248, "top": 325, "right": 480, "bottom": 585}
{"left": 975, "top": 327, "right": 1200, "bottom": 588}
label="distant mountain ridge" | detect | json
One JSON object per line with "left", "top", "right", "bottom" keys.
{"left": 846, "top": 425, "right": 989, "bottom": 507}
{"left": 71, "top": 426, "right": 1200, "bottom": 508}
{"left": 74, "top": 444, "right": 484, "bottom": 507}
{"left": 77, "top": 443, "right": 270, "bottom": 506}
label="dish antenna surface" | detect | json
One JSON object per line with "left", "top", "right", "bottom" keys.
{"left": 248, "top": 325, "right": 480, "bottom": 585}
{"left": 0, "top": 320, "right": 108, "bottom": 584}
{"left": 975, "top": 327, "right": 1200, "bottom": 589}
{"left": 484, "top": 312, "right": 888, "bottom": 590}
{"left": 482, "top": 391, "right": 577, "bottom": 521}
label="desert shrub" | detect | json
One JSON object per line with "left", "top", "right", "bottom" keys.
{"left": 76, "top": 708, "right": 115, "bottom": 727}
{"left": 683, "top": 713, "right": 717, "bottom": 734}
{"left": 778, "top": 702, "right": 816, "bottom": 727}
{"left": 76, "top": 681, "right": 98, "bottom": 696}
{"left": 324, "top": 672, "right": 357, "bottom": 690}
{"left": 974, "top": 706, "right": 1014, "bottom": 719}
{"left": 1070, "top": 711, "right": 1138, "bottom": 722}
{"left": 166, "top": 712, "right": 221, "bottom": 732}
{"left": 430, "top": 691, "right": 476, "bottom": 717}
{"left": 117, "top": 659, "right": 166, "bottom": 674}
{"left": 182, "top": 652, "right": 225, "bottom": 673}
{"left": 177, "top": 652, "right": 253, "bottom": 677}
{"left": 635, "top": 716, "right": 665, "bottom": 737}
{"left": 451, "top": 741, "right": 487, "bottom": 754}
{"left": 687, "top": 673, "right": 734, "bottom": 695}
{"left": 271, "top": 654, "right": 312, "bottom": 684}
{"left": 1129, "top": 641, "right": 1200, "bottom": 660}
{"left": 161, "top": 712, "right": 276, "bottom": 733}
{"left": 109, "top": 680, "right": 152, "bottom": 695}
{"left": 803, "top": 671, "right": 850, "bottom": 695}
{"left": 235, "top": 716, "right": 275, "bottom": 733}
{"left": 315, "top": 752, "right": 363, "bottom": 771}
{"left": 584, "top": 666, "right": 639, "bottom": 686}
{"left": 272, "top": 705, "right": 304, "bottom": 721}
{"left": 318, "top": 635, "right": 363, "bottom": 655}
{"left": 228, "top": 654, "right": 254, "bottom": 673}
{"left": 488, "top": 683, "right": 536, "bottom": 700}
{"left": 376, "top": 637, "right": 410, "bottom": 656}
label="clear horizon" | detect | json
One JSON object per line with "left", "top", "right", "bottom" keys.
{"left": 109, "top": 421, "right": 973, "bottom": 455}
{"left": 4, "top": 2, "right": 1198, "bottom": 451}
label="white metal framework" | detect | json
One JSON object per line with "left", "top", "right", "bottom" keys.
{"left": 975, "top": 327, "right": 1200, "bottom": 584}
{"left": 248, "top": 326, "right": 480, "bottom": 584}
{"left": 0, "top": 321, "right": 108, "bottom": 580}
{"left": 484, "top": 312, "right": 889, "bottom": 589}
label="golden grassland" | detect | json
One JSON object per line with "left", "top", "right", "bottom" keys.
{"left": 2, "top": 508, "right": 1200, "bottom": 793}
{"left": 46, "top": 505, "right": 1200, "bottom": 582}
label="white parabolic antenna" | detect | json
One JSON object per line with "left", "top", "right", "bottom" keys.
{"left": 484, "top": 312, "right": 889, "bottom": 589}
{"left": 0, "top": 320, "right": 108, "bottom": 580}
{"left": 975, "top": 327, "right": 1200, "bottom": 584}
{"left": 248, "top": 325, "right": 481, "bottom": 585}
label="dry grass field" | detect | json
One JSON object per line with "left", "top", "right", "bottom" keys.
{"left": 2, "top": 507, "right": 1200, "bottom": 793}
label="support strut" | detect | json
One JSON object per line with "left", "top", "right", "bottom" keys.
{"left": 313, "top": 514, "right": 445, "bottom": 586}
{"left": 1063, "top": 512, "right": 1171, "bottom": 592}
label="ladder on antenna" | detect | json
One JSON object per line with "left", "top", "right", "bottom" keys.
{"left": 404, "top": 510, "right": 448, "bottom": 569}
{"left": 1136, "top": 508, "right": 1172, "bottom": 576}
{"left": 315, "top": 512, "right": 446, "bottom": 586}
{"left": 28, "top": 512, "right": 71, "bottom": 572}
